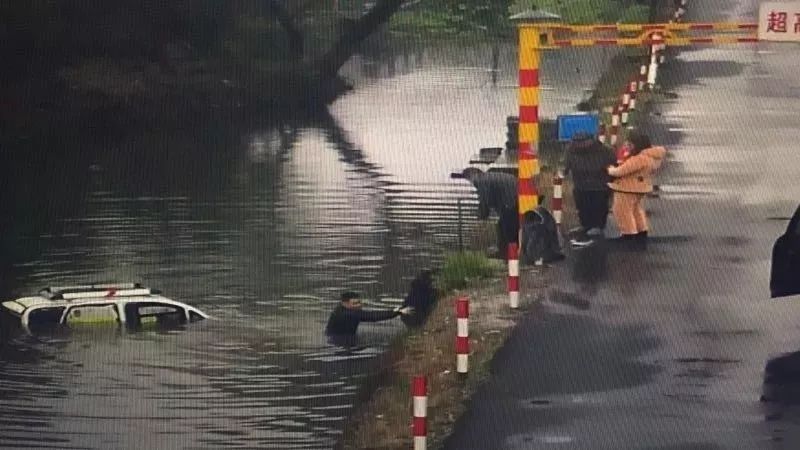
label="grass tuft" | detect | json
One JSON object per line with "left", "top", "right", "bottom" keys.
{"left": 435, "top": 251, "right": 500, "bottom": 292}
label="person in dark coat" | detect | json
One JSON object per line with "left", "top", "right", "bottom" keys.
{"left": 462, "top": 168, "right": 519, "bottom": 259}
{"left": 520, "top": 197, "right": 565, "bottom": 265}
{"left": 563, "top": 131, "right": 617, "bottom": 247}
{"left": 325, "top": 291, "right": 414, "bottom": 336}
{"left": 399, "top": 269, "right": 437, "bottom": 328}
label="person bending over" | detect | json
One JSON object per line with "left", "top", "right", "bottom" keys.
{"left": 462, "top": 168, "right": 520, "bottom": 260}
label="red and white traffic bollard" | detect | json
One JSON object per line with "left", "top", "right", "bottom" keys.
{"left": 628, "top": 78, "right": 638, "bottom": 110}
{"left": 621, "top": 93, "right": 630, "bottom": 125}
{"left": 611, "top": 105, "right": 621, "bottom": 131}
{"left": 552, "top": 171, "right": 563, "bottom": 226}
{"left": 508, "top": 243, "right": 520, "bottom": 308}
{"left": 598, "top": 122, "right": 607, "bottom": 145}
{"left": 610, "top": 107, "right": 620, "bottom": 146}
{"left": 412, "top": 376, "right": 427, "bottom": 450}
{"left": 639, "top": 64, "right": 648, "bottom": 91}
{"left": 648, "top": 33, "right": 663, "bottom": 88}
{"left": 456, "top": 297, "right": 469, "bottom": 374}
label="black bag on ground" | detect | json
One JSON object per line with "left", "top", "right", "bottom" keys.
{"left": 521, "top": 206, "right": 564, "bottom": 265}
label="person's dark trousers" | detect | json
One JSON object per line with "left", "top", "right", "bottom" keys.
{"left": 573, "top": 189, "right": 610, "bottom": 230}
{"left": 497, "top": 208, "right": 520, "bottom": 259}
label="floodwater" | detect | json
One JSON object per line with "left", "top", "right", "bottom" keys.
{"left": 0, "top": 38, "right": 618, "bottom": 449}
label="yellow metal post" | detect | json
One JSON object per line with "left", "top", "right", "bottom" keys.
{"left": 517, "top": 26, "right": 540, "bottom": 224}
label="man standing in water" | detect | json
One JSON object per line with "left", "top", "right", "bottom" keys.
{"left": 325, "top": 292, "right": 414, "bottom": 336}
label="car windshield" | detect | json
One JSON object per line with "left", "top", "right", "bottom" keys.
{"left": 27, "top": 307, "right": 66, "bottom": 332}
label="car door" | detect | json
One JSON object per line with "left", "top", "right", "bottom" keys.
{"left": 61, "top": 303, "right": 121, "bottom": 328}
{"left": 771, "top": 204, "right": 800, "bottom": 298}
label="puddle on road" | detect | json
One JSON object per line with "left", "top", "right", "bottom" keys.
{"left": 691, "top": 329, "right": 759, "bottom": 340}
{"left": 717, "top": 236, "right": 750, "bottom": 247}
{"left": 674, "top": 357, "right": 741, "bottom": 364}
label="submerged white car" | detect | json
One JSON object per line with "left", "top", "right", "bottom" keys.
{"left": 1, "top": 283, "right": 209, "bottom": 334}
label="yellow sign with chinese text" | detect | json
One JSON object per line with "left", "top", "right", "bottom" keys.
{"left": 759, "top": 2, "right": 800, "bottom": 41}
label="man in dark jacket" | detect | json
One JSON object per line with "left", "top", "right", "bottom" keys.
{"left": 325, "top": 291, "right": 414, "bottom": 336}
{"left": 462, "top": 168, "right": 519, "bottom": 259}
{"left": 563, "top": 132, "right": 616, "bottom": 246}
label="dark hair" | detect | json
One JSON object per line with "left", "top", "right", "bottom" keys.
{"left": 461, "top": 167, "right": 483, "bottom": 179}
{"left": 627, "top": 132, "right": 652, "bottom": 155}
{"left": 340, "top": 291, "right": 360, "bottom": 302}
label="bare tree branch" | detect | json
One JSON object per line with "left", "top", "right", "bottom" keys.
{"left": 265, "top": 0, "right": 304, "bottom": 59}
{"left": 315, "top": 0, "right": 404, "bottom": 80}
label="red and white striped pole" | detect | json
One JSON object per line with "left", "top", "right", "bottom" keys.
{"left": 456, "top": 297, "right": 469, "bottom": 374}
{"left": 412, "top": 376, "right": 427, "bottom": 450}
{"left": 638, "top": 63, "right": 648, "bottom": 91}
{"left": 647, "top": 33, "right": 663, "bottom": 88}
{"left": 610, "top": 106, "right": 621, "bottom": 146}
{"left": 628, "top": 78, "right": 638, "bottom": 110}
{"left": 552, "top": 171, "right": 563, "bottom": 226}
{"left": 508, "top": 243, "right": 520, "bottom": 308}
{"left": 598, "top": 122, "right": 607, "bottom": 145}
{"left": 621, "top": 91, "right": 630, "bottom": 125}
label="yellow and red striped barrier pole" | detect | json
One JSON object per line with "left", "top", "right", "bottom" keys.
{"left": 518, "top": 26, "right": 540, "bottom": 235}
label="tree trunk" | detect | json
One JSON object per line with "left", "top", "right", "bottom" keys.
{"left": 314, "top": 0, "right": 404, "bottom": 80}
{"left": 265, "top": 0, "right": 305, "bottom": 60}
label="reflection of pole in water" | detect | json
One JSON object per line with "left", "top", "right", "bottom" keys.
{"left": 491, "top": 44, "right": 499, "bottom": 86}
{"left": 388, "top": 50, "right": 396, "bottom": 77}
{"left": 457, "top": 198, "right": 464, "bottom": 252}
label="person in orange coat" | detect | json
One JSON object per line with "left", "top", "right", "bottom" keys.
{"left": 606, "top": 132, "right": 666, "bottom": 246}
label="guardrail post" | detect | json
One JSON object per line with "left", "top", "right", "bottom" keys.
{"left": 412, "top": 376, "right": 427, "bottom": 450}
{"left": 508, "top": 243, "right": 520, "bottom": 308}
{"left": 456, "top": 297, "right": 469, "bottom": 373}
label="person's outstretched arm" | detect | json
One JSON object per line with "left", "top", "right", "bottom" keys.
{"left": 358, "top": 306, "right": 414, "bottom": 322}
{"left": 357, "top": 308, "right": 400, "bottom": 322}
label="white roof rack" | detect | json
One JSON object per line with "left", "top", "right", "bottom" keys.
{"left": 37, "top": 283, "right": 155, "bottom": 300}
{"left": 60, "top": 288, "right": 152, "bottom": 300}
{"left": 45, "top": 283, "right": 140, "bottom": 293}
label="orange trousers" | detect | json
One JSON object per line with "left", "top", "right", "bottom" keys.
{"left": 611, "top": 191, "right": 648, "bottom": 235}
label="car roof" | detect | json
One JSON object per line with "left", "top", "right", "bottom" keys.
{"left": 2, "top": 283, "right": 205, "bottom": 316}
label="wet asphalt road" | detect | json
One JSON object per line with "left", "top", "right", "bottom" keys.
{"left": 443, "top": 0, "right": 800, "bottom": 449}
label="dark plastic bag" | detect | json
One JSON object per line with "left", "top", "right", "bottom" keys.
{"left": 521, "top": 206, "right": 564, "bottom": 265}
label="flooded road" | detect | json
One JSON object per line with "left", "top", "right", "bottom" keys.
{"left": 0, "top": 39, "right": 618, "bottom": 448}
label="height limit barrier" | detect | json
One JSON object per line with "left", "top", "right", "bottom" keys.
{"left": 515, "top": 20, "right": 757, "bottom": 224}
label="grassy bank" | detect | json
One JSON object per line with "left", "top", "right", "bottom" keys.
{"left": 339, "top": 251, "right": 550, "bottom": 449}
